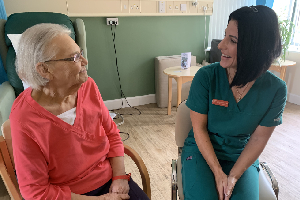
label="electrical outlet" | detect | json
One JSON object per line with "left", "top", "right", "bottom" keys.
{"left": 167, "top": 1, "right": 174, "bottom": 13}
{"left": 106, "top": 18, "right": 119, "bottom": 25}
{"left": 159, "top": 1, "right": 166, "bottom": 13}
{"left": 129, "top": 1, "right": 140, "bottom": 13}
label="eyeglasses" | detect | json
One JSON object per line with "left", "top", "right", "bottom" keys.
{"left": 44, "top": 49, "right": 84, "bottom": 63}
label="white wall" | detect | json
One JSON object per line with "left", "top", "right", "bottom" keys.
{"left": 284, "top": 51, "right": 300, "bottom": 105}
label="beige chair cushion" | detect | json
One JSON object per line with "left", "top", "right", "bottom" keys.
{"left": 0, "top": 82, "right": 15, "bottom": 135}
{"left": 175, "top": 101, "right": 192, "bottom": 147}
{"left": 155, "top": 55, "right": 196, "bottom": 108}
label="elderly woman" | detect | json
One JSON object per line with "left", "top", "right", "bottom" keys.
{"left": 10, "top": 23, "right": 149, "bottom": 200}
{"left": 181, "top": 5, "right": 286, "bottom": 200}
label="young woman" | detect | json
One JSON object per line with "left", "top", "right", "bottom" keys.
{"left": 181, "top": 5, "right": 286, "bottom": 200}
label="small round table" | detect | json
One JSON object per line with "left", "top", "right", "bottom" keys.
{"left": 269, "top": 60, "right": 296, "bottom": 81}
{"left": 163, "top": 66, "right": 201, "bottom": 115}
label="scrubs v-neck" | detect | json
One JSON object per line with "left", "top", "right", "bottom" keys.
{"left": 181, "top": 62, "right": 287, "bottom": 200}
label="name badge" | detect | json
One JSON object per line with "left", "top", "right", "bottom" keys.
{"left": 212, "top": 99, "right": 229, "bottom": 107}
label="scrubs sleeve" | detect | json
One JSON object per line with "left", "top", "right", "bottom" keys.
{"left": 186, "top": 67, "right": 210, "bottom": 114}
{"left": 259, "top": 84, "right": 287, "bottom": 127}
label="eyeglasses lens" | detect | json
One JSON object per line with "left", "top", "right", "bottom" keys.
{"left": 74, "top": 50, "right": 83, "bottom": 62}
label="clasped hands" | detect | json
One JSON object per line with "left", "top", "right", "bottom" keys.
{"left": 100, "top": 179, "right": 130, "bottom": 200}
{"left": 215, "top": 171, "right": 238, "bottom": 200}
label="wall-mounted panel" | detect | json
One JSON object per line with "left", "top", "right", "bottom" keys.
{"left": 4, "top": 0, "right": 214, "bottom": 17}
{"left": 4, "top": 0, "right": 68, "bottom": 16}
{"left": 141, "top": 1, "right": 157, "bottom": 13}
{"left": 66, "top": 0, "right": 214, "bottom": 16}
{"left": 67, "top": 0, "right": 121, "bottom": 16}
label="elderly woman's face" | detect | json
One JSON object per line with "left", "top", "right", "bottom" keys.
{"left": 218, "top": 20, "right": 238, "bottom": 69}
{"left": 46, "top": 34, "right": 88, "bottom": 89}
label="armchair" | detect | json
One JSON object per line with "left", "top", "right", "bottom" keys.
{"left": 0, "top": 12, "right": 88, "bottom": 130}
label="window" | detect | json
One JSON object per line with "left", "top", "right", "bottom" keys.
{"left": 207, "top": 0, "right": 256, "bottom": 48}
{"left": 273, "top": 0, "right": 300, "bottom": 51}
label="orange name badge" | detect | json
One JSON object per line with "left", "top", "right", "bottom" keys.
{"left": 212, "top": 99, "right": 229, "bottom": 107}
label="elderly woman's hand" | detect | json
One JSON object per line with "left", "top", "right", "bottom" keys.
{"left": 109, "top": 179, "right": 130, "bottom": 194}
{"left": 99, "top": 193, "right": 130, "bottom": 200}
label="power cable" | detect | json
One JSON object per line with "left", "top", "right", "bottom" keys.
{"left": 109, "top": 24, "right": 141, "bottom": 116}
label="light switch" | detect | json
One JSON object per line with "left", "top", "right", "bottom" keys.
{"left": 180, "top": 4, "right": 187, "bottom": 11}
{"left": 159, "top": 1, "right": 166, "bottom": 13}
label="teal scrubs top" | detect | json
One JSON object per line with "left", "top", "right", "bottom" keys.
{"left": 185, "top": 62, "right": 287, "bottom": 164}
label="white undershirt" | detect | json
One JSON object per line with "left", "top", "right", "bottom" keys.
{"left": 56, "top": 107, "right": 77, "bottom": 125}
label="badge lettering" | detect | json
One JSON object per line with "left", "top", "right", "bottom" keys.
{"left": 212, "top": 99, "right": 229, "bottom": 107}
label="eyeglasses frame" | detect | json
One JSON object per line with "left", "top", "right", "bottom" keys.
{"left": 44, "top": 49, "right": 84, "bottom": 63}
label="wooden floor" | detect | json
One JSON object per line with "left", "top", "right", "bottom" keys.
{"left": 1, "top": 102, "right": 299, "bottom": 200}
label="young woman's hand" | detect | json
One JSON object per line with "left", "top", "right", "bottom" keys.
{"left": 224, "top": 175, "right": 238, "bottom": 200}
{"left": 214, "top": 170, "right": 228, "bottom": 200}
{"left": 109, "top": 179, "right": 130, "bottom": 194}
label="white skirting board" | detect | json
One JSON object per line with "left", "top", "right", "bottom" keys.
{"left": 287, "top": 93, "right": 300, "bottom": 106}
{"left": 104, "top": 94, "right": 156, "bottom": 111}
{"left": 103, "top": 92, "right": 300, "bottom": 110}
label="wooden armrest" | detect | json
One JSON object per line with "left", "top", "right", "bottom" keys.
{"left": 0, "top": 153, "right": 22, "bottom": 200}
{"left": 124, "top": 144, "right": 151, "bottom": 199}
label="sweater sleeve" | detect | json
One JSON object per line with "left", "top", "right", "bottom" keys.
{"left": 91, "top": 79, "right": 124, "bottom": 158}
{"left": 10, "top": 120, "right": 72, "bottom": 200}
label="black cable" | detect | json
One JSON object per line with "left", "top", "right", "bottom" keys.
{"left": 120, "top": 131, "right": 130, "bottom": 142}
{"left": 110, "top": 24, "right": 141, "bottom": 116}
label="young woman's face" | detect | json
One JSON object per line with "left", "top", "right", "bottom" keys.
{"left": 218, "top": 20, "right": 238, "bottom": 69}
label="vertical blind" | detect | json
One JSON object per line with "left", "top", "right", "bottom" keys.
{"left": 291, "top": 0, "right": 300, "bottom": 48}
{"left": 207, "top": 0, "right": 256, "bottom": 48}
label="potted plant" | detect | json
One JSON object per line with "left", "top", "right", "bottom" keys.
{"left": 278, "top": 19, "right": 295, "bottom": 62}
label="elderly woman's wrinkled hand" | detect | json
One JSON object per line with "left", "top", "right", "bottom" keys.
{"left": 109, "top": 179, "right": 130, "bottom": 194}
{"left": 99, "top": 193, "right": 130, "bottom": 200}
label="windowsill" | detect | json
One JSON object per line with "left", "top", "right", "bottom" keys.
{"left": 288, "top": 46, "right": 300, "bottom": 53}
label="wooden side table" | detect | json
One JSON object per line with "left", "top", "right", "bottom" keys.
{"left": 163, "top": 66, "right": 201, "bottom": 115}
{"left": 270, "top": 60, "right": 296, "bottom": 81}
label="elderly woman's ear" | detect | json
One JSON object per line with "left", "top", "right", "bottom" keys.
{"left": 35, "top": 62, "right": 53, "bottom": 81}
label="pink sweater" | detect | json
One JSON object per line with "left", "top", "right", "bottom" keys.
{"left": 10, "top": 77, "right": 124, "bottom": 199}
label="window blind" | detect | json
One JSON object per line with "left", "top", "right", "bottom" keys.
{"left": 207, "top": 0, "right": 256, "bottom": 48}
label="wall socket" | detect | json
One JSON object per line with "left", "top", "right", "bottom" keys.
{"left": 106, "top": 18, "right": 119, "bottom": 25}
{"left": 159, "top": 1, "right": 166, "bottom": 13}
